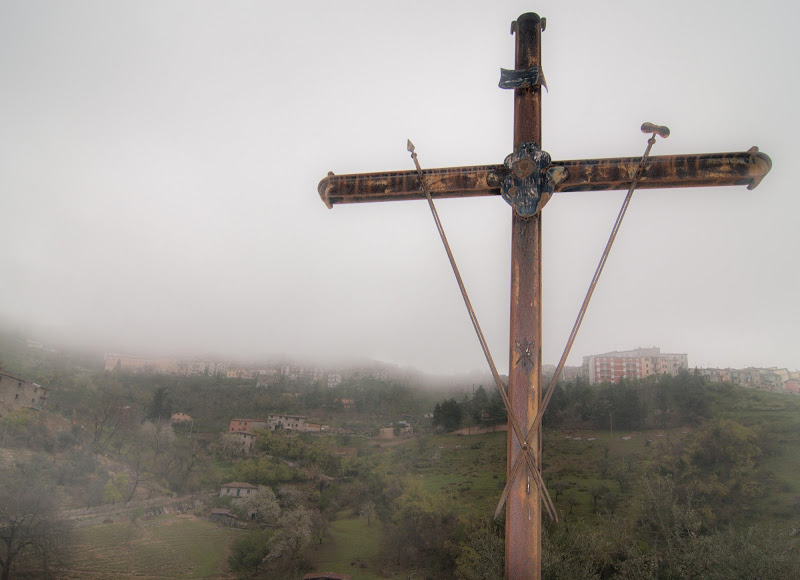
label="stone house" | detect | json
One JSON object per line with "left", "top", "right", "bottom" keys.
{"left": 228, "top": 418, "right": 268, "bottom": 434}
{"left": 230, "top": 431, "right": 257, "bottom": 453}
{"left": 219, "top": 481, "right": 258, "bottom": 499}
{"left": 267, "top": 413, "right": 307, "bottom": 431}
{"left": 0, "top": 371, "right": 48, "bottom": 413}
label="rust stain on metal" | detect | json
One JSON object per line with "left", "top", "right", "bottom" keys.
{"left": 506, "top": 12, "right": 543, "bottom": 579}
{"left": 318, "top": 150, "right": 772, "bottom": 208}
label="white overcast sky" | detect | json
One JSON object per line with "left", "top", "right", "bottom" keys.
{"left": 1, "top": 0, "right": 797, "bottom": 374}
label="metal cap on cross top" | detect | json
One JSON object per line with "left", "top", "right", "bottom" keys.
{"left": 316, "top": 11, "right": 771, "bottom": 580}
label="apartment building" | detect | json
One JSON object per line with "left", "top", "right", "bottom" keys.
{"left": 583, "top": 347, "right": 688, "bottom": 384}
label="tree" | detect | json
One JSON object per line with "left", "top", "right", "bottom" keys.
{"left": 549, "top": 481, "right": 570, "bottom": 503}
{"left": 602, "top": 492, "right": 621, "bottom": 516}
{"left": 455, "top": 519, "right": 504, "bottom": 580}
{"left": 541, "top": 520, "right": 606, "bottom": 580}
{"left": 611, "top": 469, "right": 630, "bottom": 493}
{"left": 386, "top": 479, "right": 459, "bottom": 572}
{"left": 0, "top": 484, "right": 72, "bottom": 580}
{"left": 485, "top": 389, "right": 508, "bottom": 427}
{"left": 243, "top": 486, "right": 280, "bottom": 525}
{"left": 82, "top": 386, "right": 136, "bottom": 454}
{"left": 270, "top": 507, "right": 312, "bottom": 570}
{"left": 628, "top": 474, "right": 701, "bottom": 578}
{"left": 146, "top": 387, "right": 172, "bottom": 421}
{"left": 588, "top": 484, "right": 609, "bottom": 512}
{"left": 359, "top": 500, "right": 377, "bottom": 526}
{"left": 564, "top": 493, "right": 578, "bottom": 516}
{"left": 227, "top": 529, "right": 273, "bottom": 577}
{"left": 669, "top": 417, "right": 762, "bottom": 522}
{"left": 433, "top": 398, "right": 462, "bottom": 432}
{"left": 103, "top": 472, "right": 128, "bottom": 505}
{"left": 309, "top": 509, "right": 329, "bottom": 546}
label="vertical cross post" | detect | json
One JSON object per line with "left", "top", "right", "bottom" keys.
{"left": 506, "top": 13, "right": 543, "bottom": 579}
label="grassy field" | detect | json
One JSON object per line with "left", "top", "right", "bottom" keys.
{"left": 304, "top": 511, "right": 385, "bottom": 579}
{"left": 65, "top": 515, "right": 243, "bottom": 579}
{"left": 382, "top": 395, "right": 800, "bottom": 529}
{"left": 716, "top": 388, "right": 800, "bottom": 523}
{"left": 60, "top": 384, "right": 800, "bottom": 578}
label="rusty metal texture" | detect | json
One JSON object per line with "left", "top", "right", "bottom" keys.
{"left": 318, "top": 149, "right": 772, "bottom": 207}
{"left": 506, "top": 11, "right": 543, "bottom": 580}
{"left": 317, "top": 165, "right": 500, "bottom": 208}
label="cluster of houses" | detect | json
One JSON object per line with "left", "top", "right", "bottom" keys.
{"left": 103, "top": 353, "right": 401, "bottom": 388}
{"left": 697, "top": 366, "right": 800, "bottom": 393}
{"left": 226, "top": 415, "right": 329, "bottom": 453}
{"left": 580, "top": 347, "right": 800, "bottom": 393}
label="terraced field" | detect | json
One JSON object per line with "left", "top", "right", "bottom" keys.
{"left": 64, "top": 515, "right": 243, "bottom": 579}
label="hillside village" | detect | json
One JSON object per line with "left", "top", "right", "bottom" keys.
{"left": 3, "top": 333, "right": 800, "bottom": 578}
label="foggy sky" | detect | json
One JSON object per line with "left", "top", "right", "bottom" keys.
{"left": 1, "top": 0, "right": 797, "bottom": 374}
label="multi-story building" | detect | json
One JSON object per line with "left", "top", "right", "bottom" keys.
{"left": 228, "top": 418, "right": 269, "bottom": 434}
{"left": 267, "top": 414, "right": 307, "bottom": 431}
{"left": 280, "top": 365, "right": 325, "bottom": 383}
{"left": 226, "top": 368, "right": 255, "bottom": 379}
{"left": 180, "top": 360, "right": 228, "bottom": 376}
{"left": 104, "top": 353, "right": 178, "bottom": 374}
{"left": 583, "top": 347, "right": 688, "bottom": 384}
{"left": 105, "top": 353, "right": 235, "bottom": 376}
{"left": 0, "top": 371, "right": 48, "bottom": 411}
{"left": 698, "top": 367, "right": 785, "bottom": 391}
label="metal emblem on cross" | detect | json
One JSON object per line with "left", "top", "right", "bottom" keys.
{"left": 317, "top": 12, "right": 771, "bottom": 579}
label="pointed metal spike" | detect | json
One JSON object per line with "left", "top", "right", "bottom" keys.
{"left": 407, "top": 139, "right": 415, "bottom": 153}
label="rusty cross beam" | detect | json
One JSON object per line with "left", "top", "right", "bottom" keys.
{"left": 317, "top": 12, "right": 771, "bottom": 580}
{"left": 318, "top": 150, "right": 771, "bottom": 207}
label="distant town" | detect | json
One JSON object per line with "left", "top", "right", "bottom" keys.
{"left": 102, "top": 346, "right": 800, "bottom": 394}
{"left": 3, "top": 342, "right": 797, "bottom": 424}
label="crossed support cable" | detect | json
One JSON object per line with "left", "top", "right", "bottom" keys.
{"left": 408, "top": 140, "right": 558, "bottom": 522}
{"left": 493, "top": 123, "right": 669, "bottom": 518}
{"left": 409, "top": 124, "right": 667, "bottom": 523}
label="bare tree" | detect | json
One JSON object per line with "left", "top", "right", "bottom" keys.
{"left": 83, "top": 387, "right": 131, "bottom": 454}
{"left": 0, "top": 484, "right": 71, "bottom": 580}
{"left": 359, "top": 500, "right": 377, "bottom": 526}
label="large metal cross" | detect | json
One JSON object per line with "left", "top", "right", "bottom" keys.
{"left": 317, "top": 12, "right": 771, "bottom": 579}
